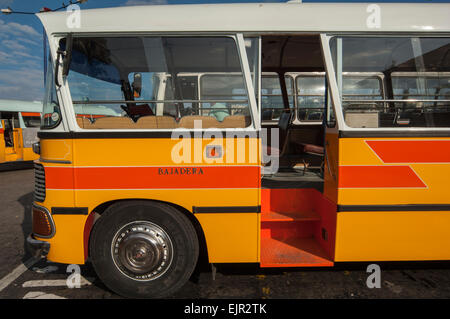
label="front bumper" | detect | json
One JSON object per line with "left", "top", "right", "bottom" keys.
{"left": 26, "top": 235, "right": 50, "bottom": 259}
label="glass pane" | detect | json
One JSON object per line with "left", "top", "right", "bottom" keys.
{"left": 330, "top": 37, "right": 450, "bottom": 128}
{"left": 342, "top": 76, "right": 382, "bottom": 98}
{"left": 200, "top": 74, "right": 247, "bottom": 121}
{"left": 296, "top": 76, "right": 325, "bottom": 121}
{"left": 42, "top": 51, "right": 61, "bottom": 129}
{"left": 67, "top": 36, "right": 251, "bottom": 129}
{"left": 261, "top": 75, "right": 293, "bottom": 121}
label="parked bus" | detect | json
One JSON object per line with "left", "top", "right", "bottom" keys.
{"left": 0, "top": 99, "right": 42, "bottom": 167}
{"left": 28, "top": 3, "right": 450, "bottom": 298}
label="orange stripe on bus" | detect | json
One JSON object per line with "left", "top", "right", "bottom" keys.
{"left": 45, "top": 166, "right": 260, "bottom": 190}
{"left": 367, "top": 140, "right": 450, "bottom": 163}
{"left": 339, "top": 166, "right": 427, "bottom": 189}
{"left": 21, "top": 112, "right": 41, "bottom": 117}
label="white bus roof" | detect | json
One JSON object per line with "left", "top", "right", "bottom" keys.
{"left": 0, "top": 99, "right": 43, "bottom": 113}
{"left": 37, "top": 3, "right": 450, "bottom": 35}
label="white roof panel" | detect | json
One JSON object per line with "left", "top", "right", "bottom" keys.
{"left": 37, "top": 3, "right": 450, "bottom": 35}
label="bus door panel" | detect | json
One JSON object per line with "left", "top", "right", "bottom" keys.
{"left": 323, "top": 35, "right": 450, "bottom": 262}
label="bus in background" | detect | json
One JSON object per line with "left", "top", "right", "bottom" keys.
{"left": 0, "top": 99, "right": 42, "bottom": 168}
{"left": 0, "top": 99, "right": 120, "bottom": 168}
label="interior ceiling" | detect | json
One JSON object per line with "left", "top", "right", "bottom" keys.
{"left": 262, "top": 35, "right": 325, "bottom": 72}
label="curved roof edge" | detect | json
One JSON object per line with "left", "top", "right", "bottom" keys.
{"left": 37, "top": 3, "right": 450, "bottom": 35}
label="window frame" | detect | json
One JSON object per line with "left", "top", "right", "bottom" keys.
{"left": 58, "top": 33, "right": 259, "bottom": 132}
{"left": 324, "top": 34, "right": 450, "bottom": 134}
{"left": 294, "top": 72, "right": 326, "bottom": 125}
{"left": 260, "top": 72, "right": 295, "bottom": 124}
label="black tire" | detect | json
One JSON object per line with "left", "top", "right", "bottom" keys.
{"left": 89, "top": 200, "right": 199, "bottom": 298}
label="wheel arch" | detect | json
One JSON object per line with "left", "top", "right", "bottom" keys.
{"left": 83, "top": 198, "right": 209, "bottom": 266}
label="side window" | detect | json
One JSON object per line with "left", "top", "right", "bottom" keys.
{"left": 199, "top": 74, "right": 248, "bottom": 121}
{"left": 261, "top": 75, "right": 293, "bottom": 121}
{"left": 330, "top": 37, "right": 450, "bottom": 128}
{"left": 296, "top": 75, "right": 325, "bottom": 122}
{"left": 0, "top": 112, "right": 19, "bottom": 147}
{"left": 67, "top": 36, "right": 252, "bottom": 129}
{"left": 392, "top": 73, "right": 450, "bottom": 107}
{"left": 42, "top": 49, "right": 61, "bottom": 129}
{"left": 22, "top": 113, "right": 42, "bottom": 128}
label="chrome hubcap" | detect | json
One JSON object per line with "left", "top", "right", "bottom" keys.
{"left": 111, "top": 221, "right": 173, "bottom": 281}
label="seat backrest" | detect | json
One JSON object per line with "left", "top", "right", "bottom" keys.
{"left": 88, "top": 116, "right": 136, "bottom": 129}
{"left": 178, "top": 116, "right": 221, "bottom": 129}
{"left": 216, "top": 115, "right": 252, "bottom": 128}
{"left": 76, "top": 117, "right": 93, "bottom": 129}
{"left": 156, "top": 116, "right": 178, "bottom": 129}
{"left": 135, "top": 115, "right": 177, "bottom": 129}
{"left": 134, "top": 116, "right": 158, "bottom": 129}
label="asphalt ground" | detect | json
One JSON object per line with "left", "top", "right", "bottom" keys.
{"left": 0, "top": 167, "right": 449, "bottom": 308}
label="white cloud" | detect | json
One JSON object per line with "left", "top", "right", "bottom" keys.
{"left": 0, "top": 49, "right": 39, "bottom": 66}
{"left": 19, "top": 37, "right": 41, "bottom": 46}
{"left": 0, "top": 19, "right": 41, "bottom": 37}
{"left": 0, "top": 50, "right": 12, "bottom": 63}
{"left": 2, "top": 39, "right": 27, "bottom": 51}
{"left": 0, "top": 13, "right": 44, "bottom": 101}
{"left": 0, "top": 67, "right": 44, "bottom": 101}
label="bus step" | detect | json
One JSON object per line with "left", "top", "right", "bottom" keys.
{"left": 260, "top": 236, "right": 333, "bottom": 268}
{"left": 260, "top": 188, "right": 336, "bottom": 267}
{"left": 261, "top": 210, "right": 321, "bottom": 222}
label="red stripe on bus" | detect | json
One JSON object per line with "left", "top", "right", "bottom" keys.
{"left": 21, "top": 112, "right": 41, "bottom": 117}
{"left": 45, "top": 166, "right": 261, "bottom": 190}
{"left": 339, "top": 166, "right": 426, "bottom": 188}
{"left": 367, "top": 140, "right": 450, "bottom": 163}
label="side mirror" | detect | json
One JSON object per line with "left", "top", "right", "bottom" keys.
{"left": 132, "top": 73, "right": 142, "bottom": 98}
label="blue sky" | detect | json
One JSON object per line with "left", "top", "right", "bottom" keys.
{"left": 0, "top": 0, "right": 447, "bottom": 101}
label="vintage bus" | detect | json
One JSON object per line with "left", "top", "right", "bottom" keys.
{"left": 0, "top": 99, "right": 42, "bottom": 168}
{"left": 27, "top": 3, "right": 450, "bottom": 298}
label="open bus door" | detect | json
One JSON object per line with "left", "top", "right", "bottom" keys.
{"left": 319, "top": 34, "right": 450, "bottom": 262}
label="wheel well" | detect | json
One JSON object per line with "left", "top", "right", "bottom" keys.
{"left": 86, "top": 199, "right": 209, "bottom": 267}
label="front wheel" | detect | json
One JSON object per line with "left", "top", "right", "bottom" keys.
{"left": 89, "top": 201, "right": 199, "bottom": 298}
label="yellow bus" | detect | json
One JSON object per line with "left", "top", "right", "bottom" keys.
{"left": 0, "top": 99, "right": 42, "bottom": 168}
{"left": 28, "top": 3, "right": 450, "bottom": 298}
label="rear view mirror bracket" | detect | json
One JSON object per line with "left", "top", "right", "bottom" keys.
{"left": 54, "top": 33, "right": 73, "bottom": 87}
